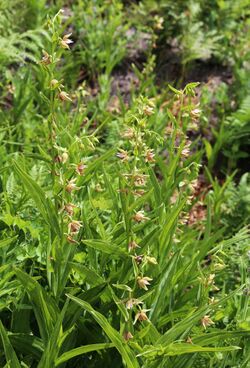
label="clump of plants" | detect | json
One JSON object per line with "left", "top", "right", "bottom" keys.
{"left": 0, "top": 3, "right": 249, "bottom": 368}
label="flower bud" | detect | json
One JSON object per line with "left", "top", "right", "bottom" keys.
{"left": 123, "top": 331, "right": 133, "bottom": 341}
{"left": 50, "top": 79, "right": 59, "bottom": 88}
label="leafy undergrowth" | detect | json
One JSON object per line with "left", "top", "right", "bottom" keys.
{"left": 0, "top": 2, "right": 249, "bottom": 368}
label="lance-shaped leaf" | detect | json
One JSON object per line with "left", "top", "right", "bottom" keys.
{"left": 0, "top": 320, "right": 21, "bottom": 368}
{"left": 66, "top": 294, "right": 140, "bottom": 368}
{"left": 55, "top": 342, "right": 114, "bottom": 366}
{"left": 12, "top": 161, "right": 61, "bottom": 238}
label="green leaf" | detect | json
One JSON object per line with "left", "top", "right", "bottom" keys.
{"left": 112, "top": 284, "right": 133, "bottom": 292}
{"left": 0, "top": 320, "right": 21, "bottom": 368}
{"left": 15, "top": 268, "right": 59, "bottom": 343}
{"left": 137, "top": 342, "right": 240, "bottom": 358}
{"left": 192, "top": 330, "right": 250, "bottom": 345}
{"left": 148, "top": 166, "right": 161, "bottom": 207}
{"left": 0, "top": 237, "right": 17, "bottom": 249}
{"left": 70, "top": 262, "right": 104, "bottom": 286}
{"left": 9, "top": 333, "right": 43, "bottom": 360}
{"left": 204, "top": 139, "right": 213, "bottom": 161}
{"left": 55, "top": 343, "right": 114, "bottom": 366}
{"left": 37, "top": 300, "right": 69, "bottom": 368}
{"left": 66, "top": 294, "right": 140, "bottom": 368}
{"left": 82, "top": 239, "right": 128, "bottom": 259}
{"left": 159, "top": 197, "right": 186, "bottom": 259}
{"left": 108, "top": 285, "right": 130, "bottom": 322}
{"left": 78, "top": 148, "right": 116, "bottom": 186}
{"left": 103, "top": 166, "right": 119, "bottom": 214}
{"left": 150, "top": 252, "right": 180, "bottom": 322}
{"left": 168, "top": 84, "right": 183, "bottom": 95}
{"left": 12, "top": 161, "right": 61, "bottom": 238}
{"left": 64, "top": 283, "right": 108, "bottom": 330}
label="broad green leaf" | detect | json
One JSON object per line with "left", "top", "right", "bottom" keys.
{"left": 15, "top": 268, "right": 59, "bottom": 343}
{"left": 66, "top": 294, "right": 140, "bottom": 368}
{"left": 108, "top": 285, "right": 130, "bottom": 322}
{"left": 64, "top": 283, "right": 108, "bottom": 329}
{"left": 82, "top": 239, "right": 128, "bottom": 259}
{"left": 12, "top": 161, "right": 61, "bottom": 238}
{"left": 78, "top": 148, "right": 116, "bottom": 186}
{"left": 55, "top": 343, "right": 114, "bottom": 366}
{"left": 148, "top": 166, "right": 161, "bottom": 207}
{"left": 163, "top": 141, "right": 186, "bottom": 195}
{"left": 159, "top": 198, "right": 186, "bottom": 259}
{"left": 0, "top": 237, "right": 17, "bottom": 249}
{"left": 70, "top": 262, "right": 104, "bottom": 286}
{"left": 192, "top": 330, "right": 250, "bottom": 345}
{"left": 0, "top": 320, "right": 21, "bottom": 368}
{"left": 103, "top": 167, "right": 119, "bottom": 214}
{"left": 150, "top": 252, "right": 180, "bottom": 322}
{"left": 9, "top": 333, "right": 43, "bottom": 360}
{"left": 37, "top": 300, "right": 69, "bottom": 368}
{"left": 137, "top": 342, "right": 240, "bottom": 358}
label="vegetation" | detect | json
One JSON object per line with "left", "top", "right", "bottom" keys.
{"left": 0, "top": 1, "right": 249, "bottom": 367}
